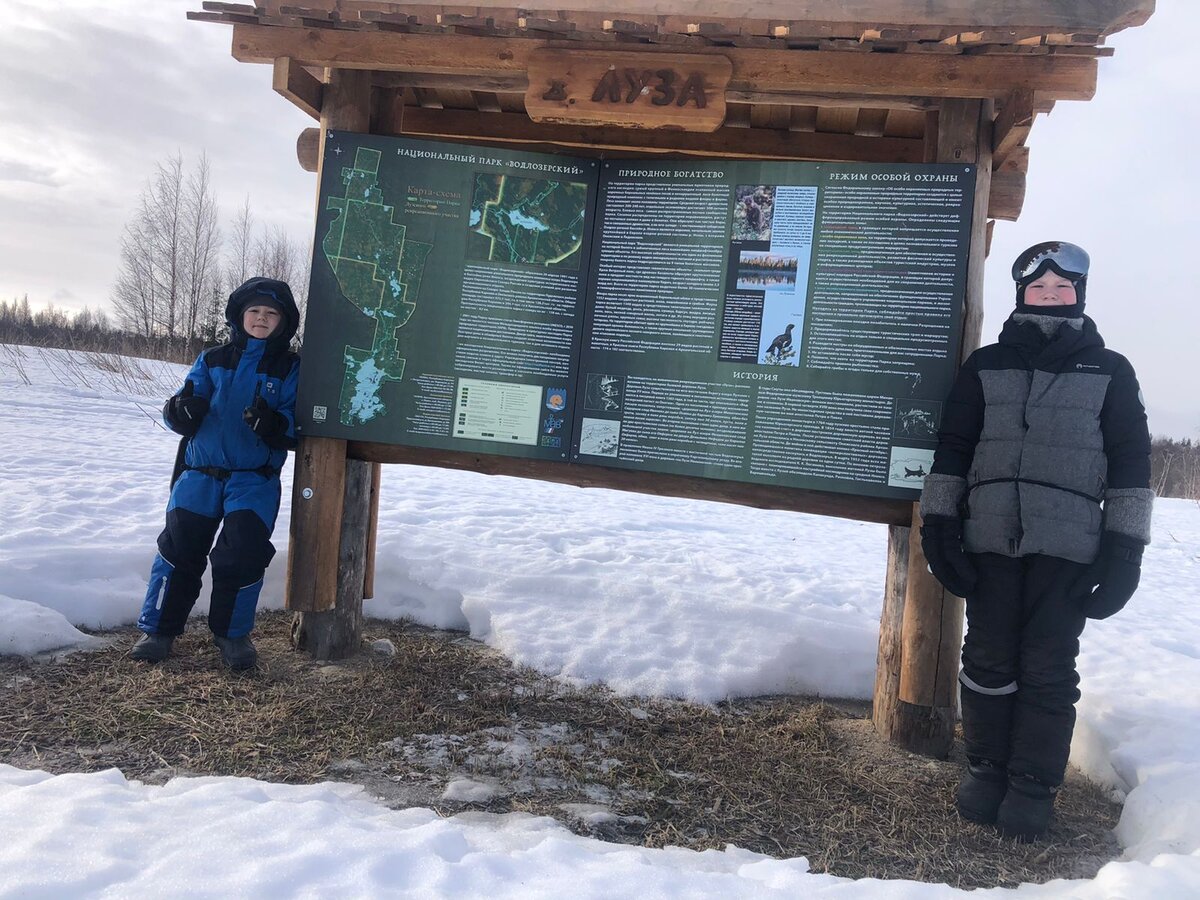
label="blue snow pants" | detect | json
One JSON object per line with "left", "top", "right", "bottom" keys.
{"left": 138, "top": 468, "right": 281, "bottom": 639}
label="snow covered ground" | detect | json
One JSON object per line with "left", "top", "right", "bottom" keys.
{"left": 1, "top": 345, "right": 1199, "bottom": 898}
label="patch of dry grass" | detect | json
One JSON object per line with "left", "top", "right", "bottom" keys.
{"left": 0, "top": 611, "right": 1121, "bottom": 889}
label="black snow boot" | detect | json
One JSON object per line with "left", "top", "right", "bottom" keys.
{"left": 213, "top": 634, "right": 258, "bottom": 670}
{"left": 996, "top": 773, "right": 1057, "bottom": 842}
{"left": 956, "top": 758, "right": 1009, "bottom": 824}
{"left": 130, "top": 633, "right": 174, "bottom": 663}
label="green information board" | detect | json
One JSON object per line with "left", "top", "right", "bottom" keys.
{"left": 298, "top": 131, "right": 976, "bottom": 500}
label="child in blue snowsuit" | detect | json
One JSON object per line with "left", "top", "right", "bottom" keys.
{"left": 132, "top": 277, "right": 301, "bottom": 669}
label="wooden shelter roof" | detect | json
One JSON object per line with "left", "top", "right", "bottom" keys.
{"left": 189, "top": 1, "right": 1155, "bottom": 222}
{"left": 192, "top": 1, "right": 1151, "bottom": 48}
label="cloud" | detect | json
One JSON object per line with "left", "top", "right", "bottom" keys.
{"left": 0, "top": 0, "right": 315, "bottom": 313}
{"left": 0, "top": 160, "right": 61, "bottom": 187}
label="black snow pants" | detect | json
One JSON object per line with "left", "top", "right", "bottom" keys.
{"left": 958, "top": 553, "right": 1089, "bottom": 787}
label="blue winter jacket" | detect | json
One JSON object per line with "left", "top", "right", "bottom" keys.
{"left": 164, "top": 277, "right": 301, "bottom": 474}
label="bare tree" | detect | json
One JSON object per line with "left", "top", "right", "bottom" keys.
{"left": 181, "top": 154, "right": 221, "bottom": 340}
{"left": 225, "top": 195, "right": 255, "bottom": 293}
{"left": 251, "top": 224, "right": 312, "bottom": 342}
{"left": 111, "top": 153, "right": 219, "bottom": 343}
{"left": 253, "top": 223, "right": 302, "bottom": 285}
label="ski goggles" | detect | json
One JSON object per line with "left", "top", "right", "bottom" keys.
{"left": 1011, "top": 241, "right": 1089, "bottom": 282}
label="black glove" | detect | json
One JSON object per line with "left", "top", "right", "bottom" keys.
{"left": 165, "top": 380, "right": 209, "bottom": 436}
{"left": 243, "top": 396, "right": 288, "bottom": 441}
{"left": 1073, "top": 531, "right": 1144, "bottom": 620}
{"left": 920, "top": 515, "right": 977, "bottom": 598}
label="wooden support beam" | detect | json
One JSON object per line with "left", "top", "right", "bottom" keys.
{"left": 362, "top": 462, "right": 381, "bottom": 599}
{"left": 346, "top": 441, "right": 914, "bottom": 526}
{"left": 230, "top": 24, "right": 1098, "bottom": 102}
{"left": 873, "top": 523, "right": 909, "bottom": 741}
{"left": 899, "top": 506, "right": 964, "bottom": 711}
{"left": 287, "top": 65, "right": 373, "bottom": 657}
{"left": 988, "top": 167, "right": 1026, "bottom": 221}
{"left": 297, "top": 126, "right": 320, "bottom": 171}
{"left": 873, "top": 97, "right": 990, "bottom": 759}
{"left": 988, "top": 139, "right": 1028, "bottom": 221}
{"left": 292, "top": 458, "right": 371, "bottom": 658}
{"left": 272, "top": 56, "right": 324, "bottom": 120}
{"left": 385, "top": 105, "right": 926, "bottom": 162}
{"left": 285, "top": 437, "right": 348, "bottom": 611}
{"left": 960, "top": 98, "right": 994, "bottom": 361}
{"left": 992, "top": 88, "right": 1035, "bottom": 167}
{"left": 372, "top": 71, "right": 528, "bottom": 92}
{"left": 726, "top": 91, "right": 937, "bottom": 110}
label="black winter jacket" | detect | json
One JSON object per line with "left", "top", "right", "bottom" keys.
{"left": 920, "top": 314, "right": 1153, "bottom": 564}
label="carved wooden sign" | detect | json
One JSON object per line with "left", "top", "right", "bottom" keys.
{"left": 525, "top": 49, "right": 730, "bottom": 132}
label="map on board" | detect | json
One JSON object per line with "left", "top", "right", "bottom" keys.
{"left": 466, "top": 174, "right": 588, "bottom": 270}
{"left": 322, "top": 146, "right": 433, "bottom": 426}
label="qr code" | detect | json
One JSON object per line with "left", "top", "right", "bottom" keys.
{"left": 312, "top": 405, "right": 328, "bottom": 422}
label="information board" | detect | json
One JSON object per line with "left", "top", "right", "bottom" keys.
{"left": 298, "top": 131, "right": 976, "bottom": 500}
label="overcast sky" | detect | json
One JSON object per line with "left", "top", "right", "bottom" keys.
{"left": 1, "top": 1, "right": 1196, "bottom": 437}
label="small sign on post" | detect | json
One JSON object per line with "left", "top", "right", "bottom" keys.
{"left": 525, "top": 49, "right": 731, "bottom": 132}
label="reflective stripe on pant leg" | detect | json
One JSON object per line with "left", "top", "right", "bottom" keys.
{"left": 137, "top": 553, "right": 175, "bottom": 633}
{"left": 140, "top": 471, "right": 222, "bottom": 636}
{"left": 959, "top": 670, "right": 1018, "bottom": 695}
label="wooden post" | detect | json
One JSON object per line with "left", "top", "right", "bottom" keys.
{"left": 287, "top": 66, "right": 374, "bottom": 658}
{"left": 286, "top": 437, "right": 348, "bottom": 612}
{"left": 872, "top": 524, "right": 910, "bottom": 739}
{"left": 362, "top": 462, "right": 381, "bottom": 599}
{"left": 873, "top": 98, "right": 992, "bottom": 757}
{"left": 292, "top": 458, "right": 371, "bottom": 658}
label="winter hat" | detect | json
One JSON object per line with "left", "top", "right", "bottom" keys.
{"left": 1012, "top": 241, "right": 1089, "bottom": 318}
{"left": 246, "top": 294, "right": 287, "bottom": 317}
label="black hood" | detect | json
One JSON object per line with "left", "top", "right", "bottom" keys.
{"left": 225, "top": 277, "right": 300, "bottom": 349}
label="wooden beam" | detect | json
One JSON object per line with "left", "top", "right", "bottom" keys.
{"left": 231, "top": 24, "right": 1098, "bottom": 102}
{"left": 992, "top": 88, "right": 1034, "bottom": 167}
{"left": 362, "top": 460, "right": 382, "bottom": 600}
{"left": 285, "top": 437, "right": 348, "bottom": 612}
{"left": 346, "top": 441, "right": 914, "bottom": 526}
{"left": 287, "top": 66, "right": 373, "bottom": 656}
{"left": 873, "top": 97, "right": 989, "bottom": 758}
{"left": 726, "top": 90, "right": 937, "bottom": 110}
{"left": 387, "top": 105, "right": 925, "bottom": 162}
{"left": 988, "top": 138, "right": 1028, "bottom": 220}
{"left": 292, "top": 457, "right": 371, "bottom": 658}
{"left": 297, "top": 126, "right": 320, "bottom": 171}
{"left": 373, "top": 71, "right": 529, "bottom": 93}
{"left": 898, "top": 505, "right": 963, "bottom": 713}
{"left": 988, "top": 167, "right": 1026, "bottom": 221}
{"left": 251, "top": 1, "right": 1154, "bottom": 35}
{"left": 272, "top": 56, "right": 324, "bottom": 120}
{"left": 959, "top": 98, "right": 993, "bottom": 367}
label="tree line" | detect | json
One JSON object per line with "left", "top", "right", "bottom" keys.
{"left": 1150, "top": 436, "right": 1200, "bottom": 501}
{"left": 1, "top": 153, "right": 310, "bottom": 363}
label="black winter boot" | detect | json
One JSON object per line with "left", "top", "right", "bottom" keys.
{"left": 996, "top": 773, "right": 1057, "bottom": 842}
{"left": 213, "top": 634, "right": 258, "bottom": 670}
{"left": 956, "top": 758, "right": 1008, "bottom": 824}
{"left": 130, "top": 633, "right": 174, "bottom": 662}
